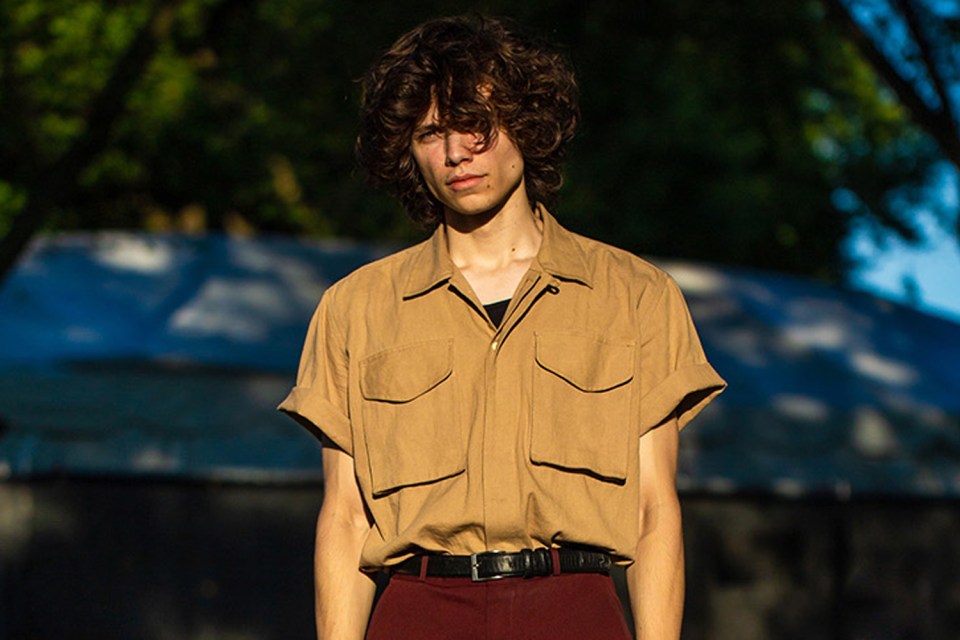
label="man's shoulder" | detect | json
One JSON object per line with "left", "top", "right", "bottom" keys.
{"left": 323, "top": 237, "right": 428, "bottom": 300}
{"left": 565, "top": 227, "right": 672, "bottom": 290}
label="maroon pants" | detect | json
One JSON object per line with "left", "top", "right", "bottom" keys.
{"left": 365, "top": 571, "right": 632, "bottom": 639}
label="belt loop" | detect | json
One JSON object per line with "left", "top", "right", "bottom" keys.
{"left": 550, "top": 548, "right": 561, "bottom": 576}
{"left": 418, "top": 555, "right": 428, "bottom": 581}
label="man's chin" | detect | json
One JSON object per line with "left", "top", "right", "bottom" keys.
{"left": 442, "top": 205, "right": 501, "bottom": 231}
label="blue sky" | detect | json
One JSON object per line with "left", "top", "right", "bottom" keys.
{"left": 839, "top": 1, "right": 960, "bottom": 324}
{"left": 846, "top": 168, "right": 960, "bottom": 323}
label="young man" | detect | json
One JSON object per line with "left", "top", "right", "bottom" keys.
{"left": 279, "top": 15, "right": 725, "bottom": 640}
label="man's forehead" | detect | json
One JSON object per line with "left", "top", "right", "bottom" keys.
{"left": 418, "top": 80, "right": 494, "bottom": 120}
{"left": 417, "top": 101, "right": 441, "bottom": 126}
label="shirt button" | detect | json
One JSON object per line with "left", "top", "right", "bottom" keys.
{"left": 491, "top": 340, "right": 499, "bottom": 351}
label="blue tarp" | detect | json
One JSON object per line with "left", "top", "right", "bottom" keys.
{"left": 1, "top": 232, "right": 958, "bottom": 497}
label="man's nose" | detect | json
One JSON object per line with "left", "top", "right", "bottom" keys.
{"left": 444, "top": 131, "right": 477, "bottom": 166}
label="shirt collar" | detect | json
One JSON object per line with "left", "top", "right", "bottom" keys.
{"left": 534, "top": 206, "right": 593, "bottom": 288}
{"left": 402, "top": 205, "right": 593, "bottom": 299}
{"left": 402, "top": 224, "right": 455, "bottom": 299}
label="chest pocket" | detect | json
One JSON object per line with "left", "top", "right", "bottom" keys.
{"left": 531, "top": 332, "right": 636, "bottom": 482}
{"left": 359, "top": 338, "right": 464, "bottom": 497}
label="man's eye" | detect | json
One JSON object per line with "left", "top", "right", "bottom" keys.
{"left": 416, "top": 128, "right": 442, "bottom": 142}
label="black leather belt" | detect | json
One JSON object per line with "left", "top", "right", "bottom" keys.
{"left": 391, "top": 548, "right": 613, "bottom": 582}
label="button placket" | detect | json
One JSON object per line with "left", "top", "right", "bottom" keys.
{"left": 479, "top": 272, "right": 561, "bottom": 545}
{"left": 490, "top": 273, "right": 547, "bottom": 353}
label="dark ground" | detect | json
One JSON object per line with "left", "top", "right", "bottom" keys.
{"left": 2, "top": 480, "right": 959, "bottom": 639}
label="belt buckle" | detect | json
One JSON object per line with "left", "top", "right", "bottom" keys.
{"left": 470, "top": 550, "right": 508, "bottom": 582}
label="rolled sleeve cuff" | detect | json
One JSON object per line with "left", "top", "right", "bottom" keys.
{"left": 641, "top": 362, "right": 726, "bottom": 433}
{"left": 277, "top": 386, "right": 353, "bottom": 455}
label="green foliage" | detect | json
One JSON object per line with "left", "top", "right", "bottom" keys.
{"left": 551, "top": 0, "right": 943, "bottom": 278}
{"left": 2, "top": 1, "right": 150, "bottom": 163}
{"left": 0, "top": 0, "right": 951, "bottom": 279}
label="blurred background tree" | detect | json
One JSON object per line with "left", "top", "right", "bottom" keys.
{"left": 0, "top": 0, "right": 956, "bottom": 283}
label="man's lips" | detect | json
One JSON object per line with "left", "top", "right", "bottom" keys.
{"left": 446, "top": 173, "right": 485, "bottom": 191}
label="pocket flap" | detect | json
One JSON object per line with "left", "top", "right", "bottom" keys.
{"left": 535, "top": 333, "right": 634, "bottom": 392}
{"left": 361, "top": 338, "right": 453, "bottom": 402}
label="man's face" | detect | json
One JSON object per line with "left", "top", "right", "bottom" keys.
{"left": 410, "top": 101, "right": 526, "bottom": 219}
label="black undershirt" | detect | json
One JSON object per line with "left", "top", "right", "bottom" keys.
{"left": 483, "top": 299, "right": 510, "bottom": 328}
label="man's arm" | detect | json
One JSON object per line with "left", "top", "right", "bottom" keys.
{"left": 315, "top": 443, "right": 377, "bottom": 639}
{"left": 626, "top": 416, "right": 684, "bottom": 640}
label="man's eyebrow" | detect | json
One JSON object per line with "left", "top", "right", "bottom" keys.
{"left": 414, "top": 123, "right": 443, "bottom": 136}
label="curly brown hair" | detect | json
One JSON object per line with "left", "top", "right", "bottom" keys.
{"left": 356, "top": 15, "right": 580, "bottom": 227}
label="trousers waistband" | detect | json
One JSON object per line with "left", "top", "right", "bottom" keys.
{"left": 391, "top": 548, "right": 613, "bottom": 582}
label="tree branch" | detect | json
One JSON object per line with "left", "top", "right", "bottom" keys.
{"left": 894, "top": 0, "right": 959, "bottom": 137}
{"left": 0, "top": 0, "right": 185, "bottom": 284}
{"left": 823, "top": 0, "right": 960, "bottom": 171}
{"left": 0, "top": 4, "right": 43, "bottom": 184}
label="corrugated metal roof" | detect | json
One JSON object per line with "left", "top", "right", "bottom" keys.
{"left": 1, "top": 232, "right": 958, "bottom": 497}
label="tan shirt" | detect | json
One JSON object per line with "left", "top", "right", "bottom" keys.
{"left": 279, "top": 209, "right": 725, "bottom": 571}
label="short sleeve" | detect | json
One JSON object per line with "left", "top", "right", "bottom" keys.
{"left": 639, "top": 274, "right": 726, "bottom": 432}
{"left": 277, "top": 287, "right": 353, "bottom": 455}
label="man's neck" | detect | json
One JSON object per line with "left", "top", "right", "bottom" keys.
{"left": 442, "top": 190, "right": 544, "bottom": 306}
{"left": 443, "top": 192, "right": 543, "bottom": 273}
